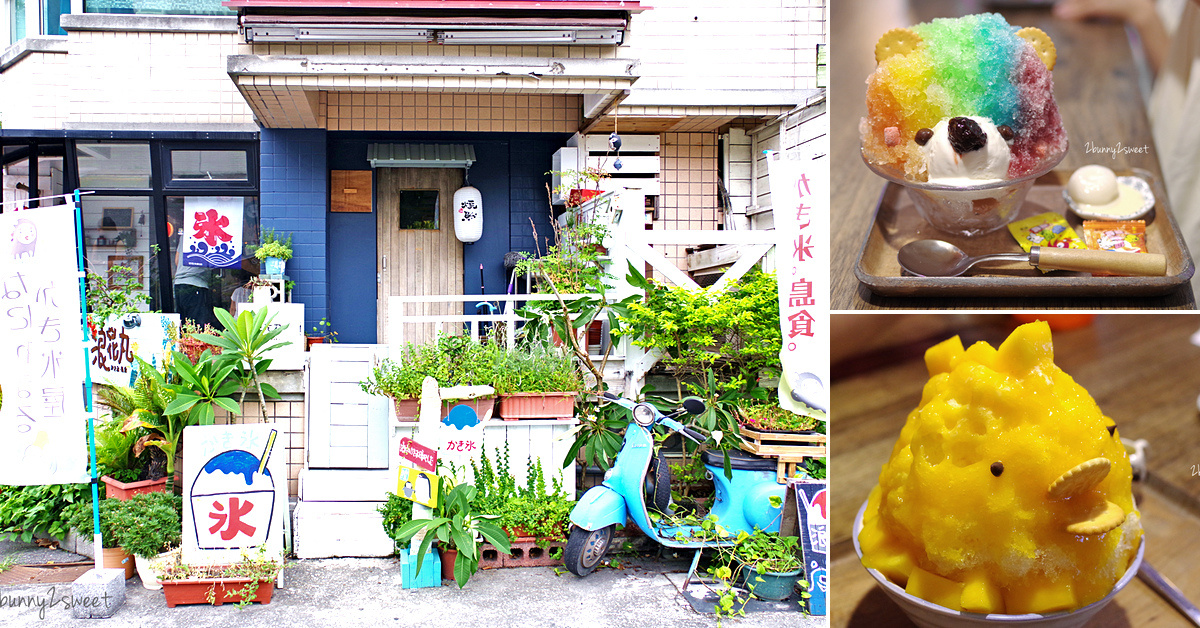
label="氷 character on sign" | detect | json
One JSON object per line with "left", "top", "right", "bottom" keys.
{"left": 189, "top": 441, "right": 277, "bottom": 550}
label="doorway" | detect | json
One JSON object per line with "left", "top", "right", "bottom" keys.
{"left": 375, "top": 167, "right": 464, "bottom": 344}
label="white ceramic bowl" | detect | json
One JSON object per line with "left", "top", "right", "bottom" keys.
{"left": 1063, "top": 175, "right": 1154, "bottom": 221}
{"left": 853, "top": 500, "right": 1144, "bottom": 628}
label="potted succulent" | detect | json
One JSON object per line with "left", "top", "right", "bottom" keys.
{"left": 395, "top": 482, "right": 511, "bottom": 588}
{"left": 106, "top": 492, "right": 183, "bottom": 589}
{"left": 156, "top": 546, "right": 282, "bottom": 607}
{"left": 252, "top": 229, "right": 293, "bottom": 276}
{"left": 492, "top": 346, "right": 582, "bottom": 420}
{"left": 732, "top": 530, "right": 805, "bottom": 601}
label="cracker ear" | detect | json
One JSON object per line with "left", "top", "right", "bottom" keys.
{"left": 875, "top": 27, "right": 923, "bottom": 63}
{"left": 1017, "top": 26, "right": 1057, "bottom": 70}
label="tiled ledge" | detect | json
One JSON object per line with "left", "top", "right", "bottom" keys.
{"left": 61, "top": 13, "right": 238, "bottom": 34}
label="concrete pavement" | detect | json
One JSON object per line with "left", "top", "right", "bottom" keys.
{"left": 0, "top": 548, "right": 827, "bottom": 627}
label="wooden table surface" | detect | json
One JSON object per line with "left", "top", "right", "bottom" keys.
{"left": 830, "top": 314, "right": 1200, "bottom": 626}
{"left": 829, "top": 0, "right": 1196, "bottom": 310}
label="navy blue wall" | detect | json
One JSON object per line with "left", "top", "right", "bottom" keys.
{"left": 260, "top": 129, "right": 329, "bottom": 330}
{"left": 324, "top": 131, "right": 569, "bottom": 343}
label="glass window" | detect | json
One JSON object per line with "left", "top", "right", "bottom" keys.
{"left": 170, "top": 150, "right": 249, "bottom": 182}
{"left": 397, "top": 190, "right": 439, "bottom": 230}
{"left": 76, "top": 142, "right": 152, "bottom": 189}
{"left": 83, "top": 0, "right": 233, "bottom": 16}
{"left": 166, "top": 196, "right": 260, "bottom": 327}
{"left": 81, "top": 196, "right": 155, "bottom": 313}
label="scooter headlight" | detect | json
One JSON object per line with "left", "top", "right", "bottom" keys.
{"left": 632, "top": 403, "right": 656, "bottom": 427}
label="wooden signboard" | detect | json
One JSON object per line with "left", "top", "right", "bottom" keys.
{"left": 331, "top": 170, "right": 372, "bottom": 213}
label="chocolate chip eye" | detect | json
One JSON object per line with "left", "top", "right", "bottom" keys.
{"left": 948, "top": 116, "right": 987, "bottom": 153}
{"left": 915, "top": 128, "right": 934, "bottom": 146}
{"left": 998, "top": 125, "right": 1015, "bottom": 141}
{"left": 990, "top": 462, "right": 1004, "bottom": 477}
{"left": 1106, "top": 424, "right": 1117, "bottom": 437}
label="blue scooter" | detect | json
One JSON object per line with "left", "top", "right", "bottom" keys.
{"left": 564, "top": 393, "right": 787, "bottom": 579}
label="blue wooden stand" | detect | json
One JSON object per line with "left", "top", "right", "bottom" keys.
{"left": 401, "top": 546, "right": 442, "bottom": 589}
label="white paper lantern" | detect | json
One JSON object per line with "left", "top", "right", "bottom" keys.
{"left": 453, "top": 185, "right": 483, "bottom": 243}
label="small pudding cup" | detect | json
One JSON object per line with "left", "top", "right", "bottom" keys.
{"left": 862, "top": 143, "right": 1068, "bottom": 237}
{"left": 853, "top": 499, "right": 1144, "bottom": 628}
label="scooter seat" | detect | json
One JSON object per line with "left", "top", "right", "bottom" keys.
{"left": 702, "top": 448, "right": 777, "bottom": 472}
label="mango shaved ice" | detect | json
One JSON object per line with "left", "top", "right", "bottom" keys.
{"left": 858, "top": 321, "right": 1141, "bottom": 615}
{"left": 862, "top": 14, "right": 1067, "bottom": 181}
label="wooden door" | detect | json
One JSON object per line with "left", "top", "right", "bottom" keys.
{"left": 376, "top": 168, "right": 464, "bottom": 344}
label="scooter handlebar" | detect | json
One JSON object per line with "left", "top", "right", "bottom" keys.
{"left": 660, "top": 417, "right": 705, "bottom": 444}
{"left": 680, "top": 427, "right": 706, "bottom": 444}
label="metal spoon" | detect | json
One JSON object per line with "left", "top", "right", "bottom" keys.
{"left": 897, "top": 239, "right": 1167, "bottom": 277}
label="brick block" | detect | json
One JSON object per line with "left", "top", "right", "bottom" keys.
{"left": 71, "top": 568, "right": 126, "bottom": 618}
{"left": 501, "top": 538, "right": 565, "bottom": 569}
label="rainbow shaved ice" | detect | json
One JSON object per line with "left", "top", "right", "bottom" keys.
{"left": 862, "top": 14, "right": 1067, "bottom": 182}
{"left": 858, "top": 321, "right": 1142, "bottom": 615}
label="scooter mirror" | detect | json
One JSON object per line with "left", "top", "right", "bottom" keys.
{"left": 681, "top": 397, "right": 706, "bottom": 415}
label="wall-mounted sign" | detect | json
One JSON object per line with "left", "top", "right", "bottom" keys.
{"left": 182, "top": 424, "right": 286, "bottom": 566}
{"left": 0, "top": 206, "right": 90, "bottom": 485}
{"left": 182, "top": 197, "right": 244, "bottom": 269}
{"left": 89, "top": 313, "right": 179, "bottom": 389}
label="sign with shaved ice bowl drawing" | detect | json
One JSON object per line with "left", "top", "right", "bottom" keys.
{"left": 182, "top": 424, "right": 285, "bottom": 566}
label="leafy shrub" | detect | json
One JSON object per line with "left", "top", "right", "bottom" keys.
{"left": 0, "top": 483, "right": 91, "bottom": 543}
{"left": 106, "top": 492, "right": 182, "bottom": 558}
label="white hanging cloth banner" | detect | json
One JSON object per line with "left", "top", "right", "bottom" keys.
{"left": 182, "top": 196, "right": 244, "bottom": 269}
{"left": 768, "top": 153, "right": 830, "bottom": 419}
{"left": 0, "top": 203, "right": 90, "bottom": 485}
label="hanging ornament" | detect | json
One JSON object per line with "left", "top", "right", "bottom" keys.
{"left": 453, "top": 177, "right": 483, "bottom": 243}
{"left": 613, "top": 157, "right": 623, "bottom": 171}
{"left": 608, "top": 132, "right": 622, "bottom": 152}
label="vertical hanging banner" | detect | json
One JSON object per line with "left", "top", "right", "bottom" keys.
{"left": 182, "top": 424, "right": 286, "bottom": 566}
{"left": 768, "top": 154, "right": 830, "bottom": 419}
{"left": 794, "top": 480, "right": 829, "bottom": 615}
{"left": 0, "top": 205, "right": 90, "bottom": 485}
{"left": 182, "top": 196, "right": 244, "bottom": 269}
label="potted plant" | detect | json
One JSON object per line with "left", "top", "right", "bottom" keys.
{"left": 737, "top": 402, "right": 822, "bottom": 435}
{"left": 732, "top": 530, "right": 805, "bottom": 602}
{"left": 156, "top": 546, "right": 282, "bottom": 607}
{"left": 492, "top": 346, "right": 582, "bottom": 420}
{"left": 85, "top": 402, "right": 167, "bottom": 501}
{"left": 106, "top": 492, "right": 183, "bottom": 589}
{"left": 360, "top": 334, "right": 496, "bottom": 422}
{"left": 395, "top": 481, "right": 512, "bottom": 588}
{"left": 252, "top": 229, "right": 293, "bottom": 276}
{"left": 550, "top": 167, "right": 609, "bottom": 208}
{"left": 95, "top": 372, "right": 177, "bottom": 498}
{"left": 64, "top": 499, "right": 136, "bottom": 580}
{"left": 174, "top": 319, "right": 222, "bottom": 365}
{"left": 307, "top": 317, "right": 338, "bottom": 350}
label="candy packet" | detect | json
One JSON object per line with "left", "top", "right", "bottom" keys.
{"left": 1007, "top": 212, "right": 1087, "bottom": 252}
{"left": 1082, "top": 220, "right": 1148, "bottom": 253}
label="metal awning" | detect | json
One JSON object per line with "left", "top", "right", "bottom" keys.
{"left": 367, "top": 143, "right": 476, "bottom": 168}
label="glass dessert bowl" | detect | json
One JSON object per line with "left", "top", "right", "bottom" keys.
{"left": 862, "top": 141, "right": 1068, "bottom": 237}
{"left": 854, "top": 500, "right": 1144, "bottom": 628}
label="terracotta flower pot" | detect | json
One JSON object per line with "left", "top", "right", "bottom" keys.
{"left": 496, "top": 392, "right": 576, "bottom": 420}
{"left": 160, "top": 578, "right": 274, "bottom": 607}
{"left": 102, "top": 475, "right": 168, "bottom": 501}
{"left": 102, "top": 546, "right": 135, "bottom": 580}
{"left": 567, "top": 188, "right": 603, "bottom": 208}
{"left": 393, "top": 396, "right": 496, "bottom": 422}
{"left": 440, "top": 547, "right": 458, "bottom": 581}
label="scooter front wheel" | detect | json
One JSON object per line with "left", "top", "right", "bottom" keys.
{"left": 564, "top": 524, "right": 615, "bottom": 577}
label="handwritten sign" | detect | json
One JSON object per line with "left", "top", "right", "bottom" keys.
{"left": 398, "top": 437, "right": 437, "bottom": 472}
{"left": 0, "top": 205, "right": 89, "bottom": 485}
{"left": 768, "top": 155, "right": 829, "bottom": 418}
{"left": 182, "top": 197, "right": 244, "bottom": 269}
{"left": 795, "top": 481, "right": 828, "bottom": 615}
{"left": 182, "top": 424, "right": 286, "bottom": 566}
{"left": 397, "top": 466, "right": 439, "bottom": 508}
{"left": 88, "top": 313, "right": 179, "bottom": 388}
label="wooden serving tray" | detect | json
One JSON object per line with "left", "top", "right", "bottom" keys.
{"left": 854, "top": 169, "right": 1194, "bottom": 297}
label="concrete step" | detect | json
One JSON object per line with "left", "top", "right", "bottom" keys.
{"left": 292, "top": 501, "right": 395, "bottom": 559}
{"left": 299, "top": 468, "right": 395, "bottom": 502}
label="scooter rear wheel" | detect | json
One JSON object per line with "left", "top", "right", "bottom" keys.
{"left": 564, "top": 524, "right": 615, "bottom": 577}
